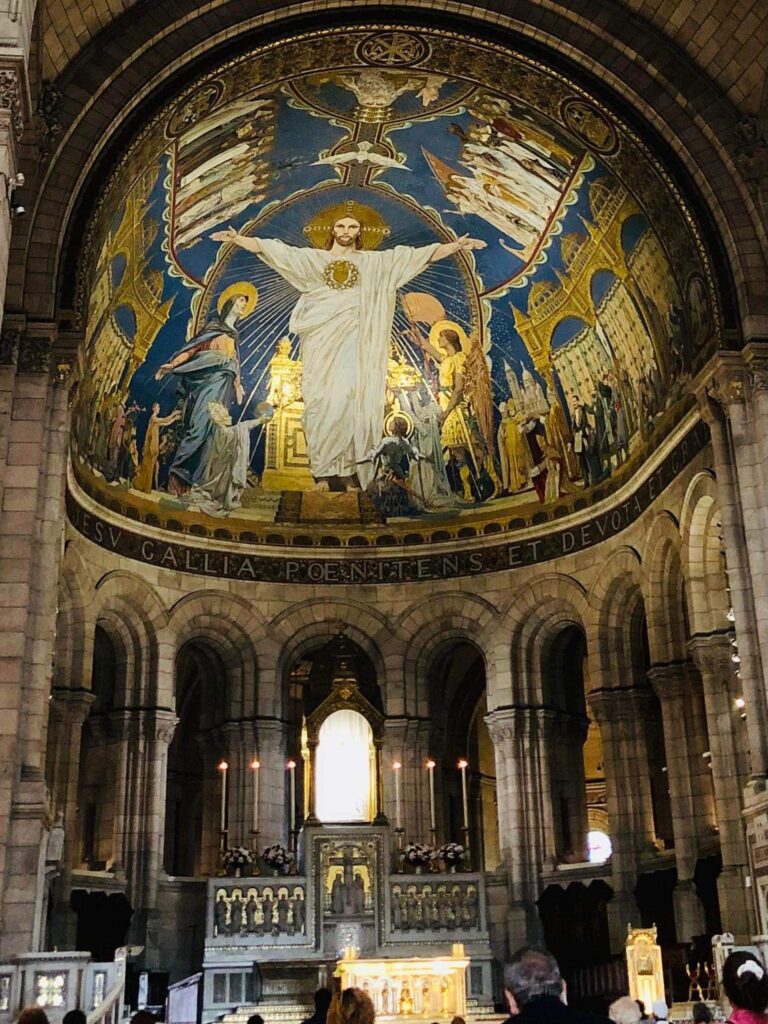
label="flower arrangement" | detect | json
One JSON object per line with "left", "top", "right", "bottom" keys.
{"left": 437, "top": 842, "right": 465, "bottom": 867}
{"left": 261, "top": 843, "right": 295, "bottom": 872}
{"left": 222, "top": 846, "right": 254, "bottom": 874}
{"left": 402, "top": 842, "right": 435, "bottom": 868}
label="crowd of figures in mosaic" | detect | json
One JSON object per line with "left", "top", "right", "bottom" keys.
{"left": 71, "top": 27, "right": 718, "bottom": 540}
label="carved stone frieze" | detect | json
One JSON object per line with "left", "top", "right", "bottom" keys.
{"left": 0, "top": 67, "right": 24, "bottom": 141}
{"left": 734, "top": 115, "right": 768, "bottom": 198}
{"left": 18, "top": 336, "right": 52, "bottom": 374}
{"left": 0, "top": 327, "right": 20, "bottom": 365}
{"left": 212, "top": 881, "right": 307, "bottom": 939}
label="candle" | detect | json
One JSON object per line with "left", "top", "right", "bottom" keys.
{"left": 288, "top": 760, "right": 296, "bottom": 834}
{"left": 458, "top": 759, "right": 469, "bottom": 830}
{"left": 426, "top": 759, "right": 436, "bottom": 832}
{"left": 218, "top": 760, "right": 228, "bottom": 833}
{"left": 393, "top": 761, "right": 402, "bottom": 829}
{"left": 251, "top": 758, "right": 260, "bottom": 833}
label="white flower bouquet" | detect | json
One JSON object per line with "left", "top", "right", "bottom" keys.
{"left": 402, "top": 842, "right": 435, "bottom": 867}
{"left": 261, "top": 843, "right": 295, "bottom": 871}
{"left": 222, "top": 846, "right": 254, "bottom": 873}
{"left": 437, "top": 842, "right": 465, "bottom": 866}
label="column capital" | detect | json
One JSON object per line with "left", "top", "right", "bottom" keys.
{"left": 687, "top": 632, "right": 733, "bottom": 677}
{"left": 647, "top": 661, "right": 697, "bottom": 701}
{"left": 743, "top": 342, "right": 768, "bottom": 397}
{"left": 587, "top": 685, "right": 655, "bottom": 723}
{"left": 695, "top": 352, "right": 747, "bottom": 421}
{"left": 49, "top": 686, "right": 97, "bottom": 723}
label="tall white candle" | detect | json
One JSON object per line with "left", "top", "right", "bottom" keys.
{"left": 393, "top": 761, "right": 402, "bottom": 829}
{"left": 458, "top": 759, "right": 469, "bottom": 830}
{"left": 251, "top": 758, "right": 260, "bottom": 832}
{"left": 426, "top": 759, "right": 436, "bottom": 832}
{"left": 288, "top": 760, "right": 296, "bottom": 834}
{"left": 218, "top": 760, "right": 228, "bottom": 832}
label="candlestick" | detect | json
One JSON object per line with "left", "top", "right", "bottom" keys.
{"left": 393, "top": 761, "right": 402, "bottom": 830}
{"left": 218, "top": 759, "right": 228, "bottom": 834}
{"left": 251, "top": 758, "right": 260, "bottom": 834}
{"left": 426, "top": 759, "right": 436, "bottom": 836}
{"left": 288, "top": 760, "right": 296, "bottom": 837}
{"left": 458, "top": 759, "right": 469, "bottom": 830}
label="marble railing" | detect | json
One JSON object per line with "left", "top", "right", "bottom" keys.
{"left": 207, "top": 876, "right": 311, "bottom": 945}
{"left": 0, "top": 950, "right": 126, "bottom": 1024}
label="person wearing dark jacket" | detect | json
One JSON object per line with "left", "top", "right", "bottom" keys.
{"left": 301, "top": 988, "right": 333, "bottom": 1024}
{"left": 503, "top": 947, "right": 613, "bottom": 1024}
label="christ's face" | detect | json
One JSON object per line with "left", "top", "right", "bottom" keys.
{"left": 332, "top": 218, "right": 361, "bottom": 248}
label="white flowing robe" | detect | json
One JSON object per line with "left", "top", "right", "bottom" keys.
{"left": 256, "top": 238, "right": 439, "bottom": 486}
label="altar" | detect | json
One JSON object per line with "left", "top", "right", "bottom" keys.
{"left": 200, "top": 640, "right": 495, "bottom": 1023}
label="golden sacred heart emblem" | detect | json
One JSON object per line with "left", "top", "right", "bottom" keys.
{"left": 323, "top": 259, "right": 360, "bottom": 291}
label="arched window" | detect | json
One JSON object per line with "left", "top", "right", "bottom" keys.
{"left": 315, "top": 709, "right": 373, "bottom": 822}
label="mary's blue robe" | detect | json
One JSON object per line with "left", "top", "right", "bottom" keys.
{"left": 166, "top": 316, "right": 241, "bottom": 490}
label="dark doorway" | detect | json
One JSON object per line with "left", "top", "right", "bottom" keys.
{"left": 71, "top": 889, "right": 133, "bottom": 961}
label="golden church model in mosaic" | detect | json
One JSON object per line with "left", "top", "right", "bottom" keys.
{"left": 70, "top": 27, "right": 717, "bottom": 545}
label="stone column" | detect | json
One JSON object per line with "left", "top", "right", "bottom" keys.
{"left": 383, "top": 716, "right": 431, "bottom": 844}
{"left": 587, "top": 687, "right": 657, "bottom": 948}
{"left": 689, "top": 633, "right": 753, "bottom": 937}
{"left": 699, "top": 371, "right": 768, "bottom": 783}
{"left": 0, "top": 340, "right": 72, "bottom": 957}
{"left": 648, "top": 662, "right": 712, "bottom": 940}
{"left": 251, "top": 718, "right": 288, "bottom": 847}
{"left": 45, "top": 688, "right": 96, "bottom": 864}
{"left": 486, "top": 707, "right": 556, "bottom": 948}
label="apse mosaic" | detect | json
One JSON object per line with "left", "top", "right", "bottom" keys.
{"left": 71, "top": 27, "right": 717, "bottom": 542}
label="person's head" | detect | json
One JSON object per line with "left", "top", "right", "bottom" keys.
{"left": 439, "top": 329, "right": 461, "bottom": 356}
{"left": 722, "top": 951, "right": 768, "bottom": 1013}
{"left": 651, "top": 999, "right": 668, "bottom": 1021}
{"left": 63, "top": 1011, "right": 87, "bottom": 1024}
{"left": 391, "top": 416, "right": 409, "bottom": 438}
{"left": 503, "top": 947, "right": 564, "bottom": 1014}
{"left": 18, "top": 1009, "right": 50, "bottom": 1024}
{"left": 329, "top": 988, "right": 375, "bottom": 1024}
{"left": 314, "top": 989, "right": 333, "bottom": 1016}
{"left": 151, "top": 402, "right": 160, "bottom": 415}
{"left": 207, "top": 401, "right": 232, "bottom": 427}
{"left": 692, "top": 1003, "right": 713, "bottom": 1024}
{"left": 608, "top": 996, "right": 642, "bottom": 1024}
{"left": 247, "top": 1015, "right": 264, "bottom": 1024}
{"left": 220, "top": 294, "right": 249, "bottom": 323}
{"left": 328, "top": 218, "right": 363, "bottom": 251}
{"left": 450, "top": 1017, "right": 466, "bottom": 1024}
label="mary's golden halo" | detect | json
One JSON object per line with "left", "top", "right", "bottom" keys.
{"left": 217, "top": 281, "right": 258, "bottom": 317}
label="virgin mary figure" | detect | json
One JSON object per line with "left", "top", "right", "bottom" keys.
{"left": 155, "top": 282, "right": 257, "bottom": 495}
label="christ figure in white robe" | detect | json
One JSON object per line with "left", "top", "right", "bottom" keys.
{"left": 212, "top": 216, "right": 485, "bottom": 489}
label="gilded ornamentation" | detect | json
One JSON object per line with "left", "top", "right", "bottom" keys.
{"left": 323, "top": 260, "right": 360, "bottom": 291}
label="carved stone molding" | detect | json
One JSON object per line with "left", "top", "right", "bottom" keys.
{"left": 0, "top": 327, "right": 20, "bottom": 365}
{"left": 36, "top": 80, "right": 63, "bottom": 159}
{"left": 18, "top": 335, "right": 52, "bottom": 374}
{"left": 0, "top": 66, "right": 24, "bottom": 141}
{"left": 734, "top": 115, "right": 768, "bottom": 198}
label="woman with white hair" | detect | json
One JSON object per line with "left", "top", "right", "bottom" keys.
{"left": 608, "top": 997, "right": 641, "bottom": 1024}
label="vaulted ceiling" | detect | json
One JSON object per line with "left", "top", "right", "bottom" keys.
{"left": 38, "top": 0, "right": 768, "bottom": 114}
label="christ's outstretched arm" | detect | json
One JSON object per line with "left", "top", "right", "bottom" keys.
{"left": 430, "top": 234, "right": 487, "bottom": 262}
{"left": 211, "top": 226, "right": 263, "bottom": 253}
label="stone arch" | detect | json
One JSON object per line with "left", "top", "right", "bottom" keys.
{"left": 586, "top": 546, "right": 646, "bottom": 684}
{"left": 398, "top": 592, "right": 498, "bottom": 717}
{"left": 679, "top": 471, "right": 729, "bottom": 636}
{"left": 167, "top": 591, "right": 263, "bottom": 720}
{"left": 92, "top": 571, "right": 167, "bottom": 706}
{"left": 271, "top": 599, "right": 392, "bottom": 718}
{"left": 55, "top": 545, "right": 94, "bottom": 690}
{"left": 498, "top": 575, "right": 588, "bottom": 707}
{"left": 642, "top": 511, "right": 689, "bottom": 664}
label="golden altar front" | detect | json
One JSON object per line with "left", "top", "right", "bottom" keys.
{"left": 336, "top": 943, "right": 469, "bottom": 1019}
